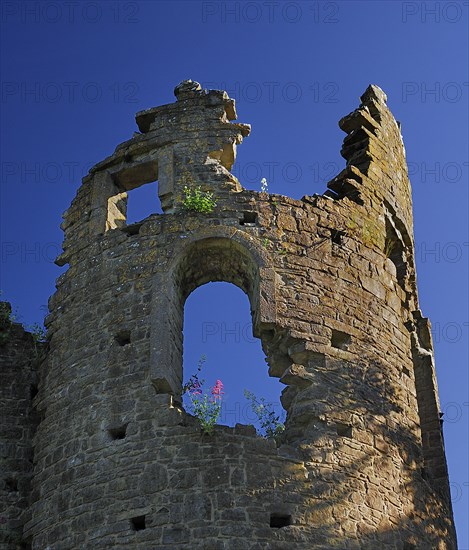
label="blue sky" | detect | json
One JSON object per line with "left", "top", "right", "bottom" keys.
{"left": 1, "top": 0, "right": 468, "bottom": 545}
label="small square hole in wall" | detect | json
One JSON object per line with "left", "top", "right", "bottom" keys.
{"left": 270, "top": 514, "right": 292, "bottom": 528}
{"left": 5, "top": 478, "right": 18, "bottom": 493}
{"left": 331, "top": 230, "right": 345, "bottom": 245}
{"left": 402, "top": 366, "right": 410, "bottom": 377}
{"left": 108, "top": 424, "right": 128, "bottom": 440}
{"left": 240, "top": 211, "right": 258, "bottom": 226}
{"left": 331, "top": 329, "right": 352, "bottom": 350}
{"left": 5, "top": 478, "right": 18, "bottom": 492}
{"left": 122, "top": 222, "right": 142, "bottom": 236}
{"left": 336, "top": 423, "right": 353, "bottom": 438}
{"left": 115, "top": 330, "right": 131, "bottom": 346}
{"left": 130, "top": 515, "right": 146, "bottom": 531}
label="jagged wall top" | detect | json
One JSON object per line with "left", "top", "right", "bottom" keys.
{"left": 8, "top": 80, "right": 456, "bottom": 549}
{"left": 58, "top": 81, "right": 414, "bottom": 286}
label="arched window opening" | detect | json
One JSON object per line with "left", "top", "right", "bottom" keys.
{"left": 149, "top": 235, "right": 282, "bottom": 429}
{"left": 126, "top": 180, "right": 162, "bottom": 224}
{"left": 182, "top": 282, "right": 285, "bottom": 435}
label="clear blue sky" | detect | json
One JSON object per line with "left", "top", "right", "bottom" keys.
{"left": 1, "top": 1, "right": 468, "bottom": 545}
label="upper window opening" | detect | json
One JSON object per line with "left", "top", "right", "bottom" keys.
{"left": 126, "top": 180, "right": 162, "bottom": 224}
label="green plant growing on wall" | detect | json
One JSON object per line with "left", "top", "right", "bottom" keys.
{"left": 184, "top": 357, "right": 285, "bottom": 438}
{"left": 183, "top": 355, "right": 206, "bottom": 394}
{"left": 182, "top": 185, "right": 217, "bottom": 213}
{"left": 0, "top": 303, "right": 13, "bottom": 324}
{"left": 183, "top": 356, "right": 224, "bottom": 435}
{"left": 244, "top": 389, "right": 285, "bottom": 439}
{"left": 0, "top": 298, "right": 46, "bottom": 353}
{"left": 28, "top": 322, "right": 48, "bottom": 358}
{"left": 30, "top": 322, "right": 47, "bottom": 343}
{"left": 262, "top": 237, "right": 270, "bottom": 249}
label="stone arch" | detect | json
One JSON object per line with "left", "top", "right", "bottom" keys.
{"left": 149, "top": 227, "right": 277, "bottom": 401}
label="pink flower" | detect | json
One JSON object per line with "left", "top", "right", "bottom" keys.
{"left": 211, "top": 380, "right": 224, "bottom": 399}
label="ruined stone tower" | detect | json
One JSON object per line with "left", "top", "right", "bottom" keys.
{"left": 1, "top": 80, "right": 457, "bottom": 549}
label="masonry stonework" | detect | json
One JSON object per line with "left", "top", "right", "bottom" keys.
{"left": 0, "top": 303, "right": 40, "bottom": 548}
{"left": 1, "top": 80, "right": 457, "bottom": 549}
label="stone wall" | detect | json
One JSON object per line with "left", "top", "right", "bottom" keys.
{"left": 1, "top": 81, "right": 456, "bottom": 548}
{"left": 0, "top": 302, "right": 40, "bottom": 549}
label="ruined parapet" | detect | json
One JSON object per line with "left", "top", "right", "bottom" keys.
{"left": 56, "top": 79, "right": 250, "bottom": 268}
{"left": 20, "top": 81, "right": 456, "bottom": 548}
{"left": 0, "top": 302, "right": 40, "bottom": 549}
{"left": 328, "top": 85, "right": 417, "bottom": 305}
{"left": 327, "top": 85, "right": 451, "bottom": 504}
